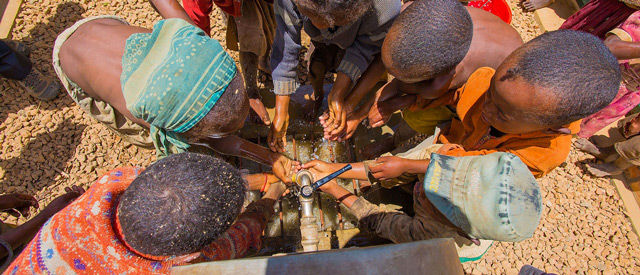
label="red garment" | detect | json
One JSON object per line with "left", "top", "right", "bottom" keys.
{"left": 182, "top": 0, "right": 242, "bottom": 34}
{"left": 559, "top": 0, "right": 636, "bottom": 39}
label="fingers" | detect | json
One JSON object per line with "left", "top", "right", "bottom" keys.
{"left": 331, "top": 111, "right": 348, "bottom": 136}
{"left": 15, "top": 193, "right": 38, "bottom": 208}
{"left": 6, "top": 209, "right": 20, "bottom": 218}
{"left": 268, "top": 129, "right": 277, "bottom": 152}
{"left": 301, "top": 160, "right": 320, "bottom": 169}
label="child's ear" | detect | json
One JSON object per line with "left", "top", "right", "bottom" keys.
{"left": 543, "top": 127, "right": 572, "bottom": 135}
{"left": 172, "top": 252, "right": 201, "bottom": 264}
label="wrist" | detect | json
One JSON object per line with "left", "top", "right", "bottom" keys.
{"left": 405, "top": 159, "right": 430, "bottom": 174}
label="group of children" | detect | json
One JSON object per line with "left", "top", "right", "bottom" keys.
{"left": 0, "top": 0, "right": 626, "bottom": 272}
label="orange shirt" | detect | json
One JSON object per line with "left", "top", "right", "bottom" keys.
{"left": 416, "top": 67, "right": 579, "bottom": 178}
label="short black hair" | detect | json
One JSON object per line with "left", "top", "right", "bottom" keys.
{"left": 500, "top": 30, "right": 621, "bottom": 126}
{"left": 293, "top": 0, "right": 372, "bottom": 26}
{"left": 184, "top": 73, "right": 248, "bottom": 141}
{"left": 383, "top": 0, "right": 473, "bottom": 80}
{"left": 117, "top": 152, "right": 247, "bottom": 256}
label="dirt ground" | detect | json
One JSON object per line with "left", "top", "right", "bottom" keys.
{"left": 0, "top": 0, "right": 639, "bottom": 273}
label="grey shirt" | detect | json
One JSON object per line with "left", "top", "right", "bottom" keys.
{"left": 271, "top": 0, "right": 401, "bottom": 95}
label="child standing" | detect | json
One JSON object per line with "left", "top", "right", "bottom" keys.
{"left": 268, "top": 0, "right": 401, "bottom": 152}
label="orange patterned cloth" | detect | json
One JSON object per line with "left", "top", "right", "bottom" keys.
{"left": 411, "top": 68, "right": 580, "bottom": 178}
{"left": 5, "top": 167, "right": 272, "bottom": 274}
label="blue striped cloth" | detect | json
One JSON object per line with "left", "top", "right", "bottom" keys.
{"left": 121, "top": 19, "right": 237, "bottom": 157}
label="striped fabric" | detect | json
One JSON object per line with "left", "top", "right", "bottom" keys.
{"left": 121, "top": 18, "right": 237, "bottom": 157}
{"left": 5, "top": 168, "right": 271, "bottom": 275}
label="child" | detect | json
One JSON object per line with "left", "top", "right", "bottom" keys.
{"left": 54, "top": 16, "right": 297, "bottom": 183}
{"left": 6, "top": 152, "right": 287, "bottom": 274}
{"left": 149, "top": 0, "right": 276, "bottom": 125}
{"left": 573, "top": 10, "right": 640, "bottom": 138}
{"left": 364, "top": 29, "right": 620, "bottom": 178}
{"left": 575, "top": 113, "right": 640, "bottom": 177}
{"left": 268, "top": 0, "right": 401, "bottom": 152}
{"left": 350, "top": 0, "right": 523, "bottom": 155}
{"left": 301, "top": 152, "right": 543, "bottom": 261}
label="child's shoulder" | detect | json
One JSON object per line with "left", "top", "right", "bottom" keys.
{"left": 458, "top": 67, "right": 495, "bottom": 98}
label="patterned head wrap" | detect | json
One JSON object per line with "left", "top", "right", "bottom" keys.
{"left": 121, "top": 19, "right": 237, "bottom": 157}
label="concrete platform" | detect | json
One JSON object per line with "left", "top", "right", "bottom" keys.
{"left": 172, "top": 238, "right": 464, "bottom": 275}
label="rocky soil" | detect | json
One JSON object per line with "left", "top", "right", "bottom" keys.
{"left": 0, "top": 0, "right": 638, "bottom": 273}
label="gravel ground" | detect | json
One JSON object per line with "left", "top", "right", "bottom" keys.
{"left": 0, "top": 0, "right": 638, "bottom": 273}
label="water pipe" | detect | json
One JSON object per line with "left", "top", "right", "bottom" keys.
{"left": 294, "top": 170, "right": 318, "bottom": 252}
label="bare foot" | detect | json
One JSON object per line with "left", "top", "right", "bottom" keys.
{"left": 302, "top": 97, "right": 322, "bottom": 122}
{"left": 39, "top": 185, "right": 85, "bottom": 218}
{"left": 575, "top": 138, "right": 603, "bottom": 156}
{"left": 585, "top": 162, "right": 624, "bottom": 177}
{"left": 521, "top": 0, "right": 554, "bottom": 11}
{"left": 248, "top": 97, "right": 271, "bottom": 126}
{"left": 360, "top": 137, "right": 396, "bottom": 160}
{"left": 574, "top": 138, "right": 616, "bottom": 160}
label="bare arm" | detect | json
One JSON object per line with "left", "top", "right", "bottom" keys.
{"left": 605, "top": 35, "right": 640, "bottom": 60}
{"left": 148, "top": 0, "right": 197, "bottom": 27}
{"left": 199, "top": 135, "right": 299, "bottom": 183}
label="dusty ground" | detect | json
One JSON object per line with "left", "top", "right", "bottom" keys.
{"left": 0, "top": 0, "right": 638, "bottom": 273}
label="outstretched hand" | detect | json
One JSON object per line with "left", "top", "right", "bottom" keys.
{"left": 272, "top": 155, "right": 299, "bottom": 185}
{"left": 369, "top": 156, "right": 408, "bottom": 180}
{"left": 0, "top": 193, "right": 38, "bottom": 218}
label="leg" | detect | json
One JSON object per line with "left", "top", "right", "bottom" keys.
{"left": 0, "top": 40, "right": 60, "bottom": 100}
{"left": 586, "top": 157, "right": 633, "bottom": 177}
{"left": 181, "top": 0, "right": 213, "bottom": 34}
{"left": 305, "top": 56, "right": 326, "bottom": 122}
{"left": 240, "top": 51, "right": 271, "bottom": 125}
{"left": 574, "top": 138, "right": 617, "bottom": 160}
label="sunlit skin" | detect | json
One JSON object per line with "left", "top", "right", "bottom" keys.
{"left": 366, "top": 6, "right": 523, "bottom": 130}
{"left": 481, "top": 59, "right": 567, "bottom": 135}
{"left": 269, "top": 3, "right": 387, "bottom": 145}
{"left": 59, "top": 18, "right": 299, "bottom": 184}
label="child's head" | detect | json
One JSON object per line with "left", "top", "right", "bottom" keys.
{"left": 423, "top": 152, "right": 542, "bottom": 242}
{"left": 117, "top": 152, "right": 247, "bottom": 257}
{"left": 382, "top": 0, "right": 472, "bottom": 97}
{"left": 293, "top": 0, "right": 372, "bottom": 29}
{"left": 184, "top": 73, "right": 250, "bottom": 141}
{"left": 483, "top": 30, "right": 620, "bottom": 134}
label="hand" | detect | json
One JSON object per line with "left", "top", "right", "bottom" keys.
{"left": 39, "top": 185, "right": 85, "bottom": 218}
{"left": 268, "top": 112, "right": 289, "bottom": 153}
{"left": 316, "top": 179, "right": 340, "bottom": 193}
{"left": 624, "top": 115, "right": 640, "bottom": 138}
{"left": 369, "top": 156, "right": 408, "bottom": 180}
{"left": 368, "top": 100, "right": 397, "bottom": 128}
{"left": 272, "top": 155, "right": 299, "bottom": 185}
{"left": 301, "top": 160, "right": 336, "bottom": 176}
{"left": 435, "top": 144, "right": 463, "bottom": 155}
{"left": 324, "top": 112, "right": 364, "bottom": 141}
{"left": 0, "top": 193, "right": 38, "bottom": 218}
{"left": 327, "top": 92, "right": 347, "bottom": 135}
